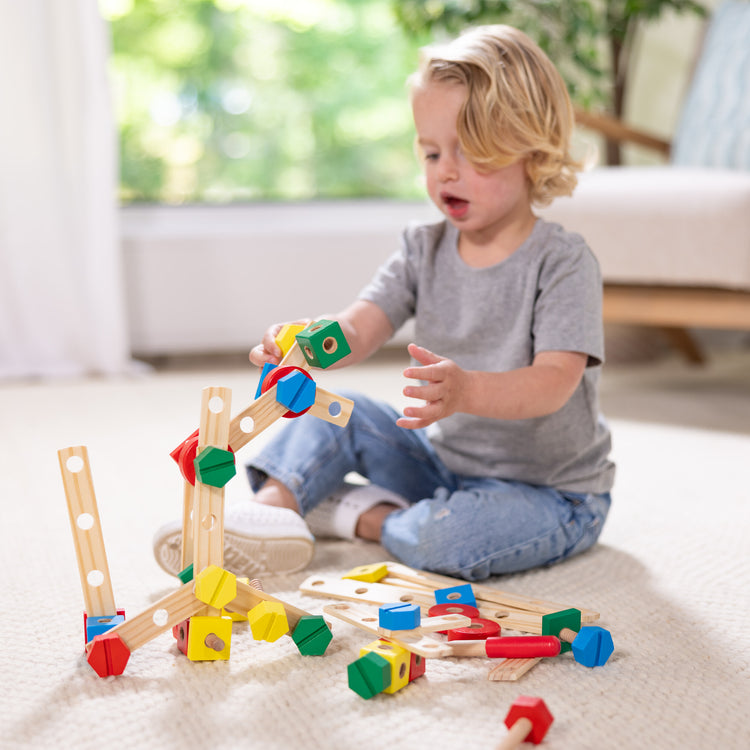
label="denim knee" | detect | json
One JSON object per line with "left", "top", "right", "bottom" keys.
{"left": 380, "top": 484, "right": 612, "bottom": 581}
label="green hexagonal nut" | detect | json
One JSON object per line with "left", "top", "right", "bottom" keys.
{"left": 291, "top": 615, "right": 333, "bottom": 656}
{"left": 347, "top": 652, "right": 391, "bottom": 699}
{"left": 194, "top": 446, "right": 236, "bottom": 488}
{"left": 571, "top": 626, "right": 614, "bottom": 667}
{"left": 295, "top": 320, "right": 351, "bottom": 369}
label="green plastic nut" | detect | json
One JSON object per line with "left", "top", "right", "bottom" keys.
{"left": 194, "top": 446, "right": 236, "bottom": 488}
{"left": 347, "top": 651, "right": 391, "bottom": 699}
{"left": 291, "top": 615, "right": 333, "bottom": 656}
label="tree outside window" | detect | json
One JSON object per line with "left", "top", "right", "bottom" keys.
{"left": 101, "top": 0, "right": 430, "bottom": 204}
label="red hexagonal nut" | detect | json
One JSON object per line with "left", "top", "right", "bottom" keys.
{"left": 504, "top": 695, "right": 554, "bottom": 745}
{"left": 87, "top": 632, "right": 131, "bottom": 677}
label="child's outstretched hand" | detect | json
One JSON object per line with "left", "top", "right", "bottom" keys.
{"left": 249, "top": 319, "right": 312, "bottom": 367}
{"left": 397, "top": 343, "right": 469, "bottom": 430}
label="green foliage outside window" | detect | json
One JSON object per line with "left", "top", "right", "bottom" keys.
{"left": 102, "top": 0, "right": 430, "bottom": 203}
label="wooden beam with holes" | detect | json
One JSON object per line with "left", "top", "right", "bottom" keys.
{"left": 322, "top": 602, "right": 541, "bottom": 681}
{"left": 224, "top": 579, "right": 318, "bottom": 632}
{"left": 58, "top": 446, "right": 118, "bottom": 618}
{"left": 85, "top": 581, "right": 204, "bottom": 653}
{"left": 382, "top": 561, "right": 600, "bottom": 623}
{"left": 299, "top": 575, "right": 558, "bottom": 633}
{"left": 192, "top": 386, "right": 232, "bottom": 576}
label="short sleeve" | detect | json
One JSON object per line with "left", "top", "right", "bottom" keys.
{"left": 532, "top": 235, "right": 604, "bottom": 367}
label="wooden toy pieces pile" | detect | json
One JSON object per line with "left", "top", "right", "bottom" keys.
{"left": 299, "top": 562, "right": 614, "bottom": 698}
{"left": 58, "top": 321, "right": 353, "bottom": 677}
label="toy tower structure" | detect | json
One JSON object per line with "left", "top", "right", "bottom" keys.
{"left": 59, "top": 321, "right": 353, "bottom": 676}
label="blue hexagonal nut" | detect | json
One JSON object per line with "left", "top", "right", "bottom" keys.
{"left": 276, "top": 371, "right": 317, "bottom": 414}
{"left": 571, "top": 626, "right": 614, "bottom": 667}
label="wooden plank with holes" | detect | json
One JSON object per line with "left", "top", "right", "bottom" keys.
{"left": 308, "top": 387, "right": 354, "bottom": 427}
{"left": 323, "top": 603, "right": 456, "bottom": 658}
{"left": 298, "top": 575, "right": 564, "bottom": 631}
{"left": 383, "top": 561, "right": 600, "bottom": 623}
{"left": 323, "top": 602, "right": 542, "bottom": 681}
{"left": 58, "top": 446, "right": 117, "bottom": 618}
{"left": 86, "top": 582, "right": 204, "bottom": 652}
{"left": 228, "top": 386, "right": 288, "bottom": 452}
{"left": 225, "top": 579, "right": 319, "bottom": 631}
{"left": 192, "top": 386, "right": 231, "bottom": 576}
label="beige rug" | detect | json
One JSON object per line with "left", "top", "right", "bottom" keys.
{"left": 1, "top": 352, "right": 748, "bottom": 749}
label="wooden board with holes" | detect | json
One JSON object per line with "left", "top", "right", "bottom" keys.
{"left": 58, "top": 445, "right": 117, "bottom": 618}
{"left": 225, "top": 579, "right": 320, "bottom": 631}
{"left": 382, "top": 561, "right": 600, "bottom": 622}
{"left": 323, "top": 602, "right": 542, "bottom": 681}
{"left": 299, "top": 575, "right": 556, "bottom": 633}
{"left": 86, "top": 582, "right": 205, "bottom": 653}
{"left": 192, "top": 386, "right": 231, "bottom": 576}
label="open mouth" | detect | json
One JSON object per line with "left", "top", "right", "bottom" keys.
{"left": 441, "top": 193, "right": 469, "bottom": 218}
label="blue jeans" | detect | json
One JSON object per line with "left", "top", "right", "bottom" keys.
{"left": 246, "top": 391, "right": 611, "bottom": 581}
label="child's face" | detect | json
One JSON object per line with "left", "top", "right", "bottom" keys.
{"left": 412, "top": 80, "right": 532, "bottom": 241}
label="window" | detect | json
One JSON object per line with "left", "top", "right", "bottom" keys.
{"left": 101, "top": 0, "right": 429, "bottom": 204}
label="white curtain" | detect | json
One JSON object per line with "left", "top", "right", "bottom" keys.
{"left": 0, "top": 1, "right": 133, "bottom": 378}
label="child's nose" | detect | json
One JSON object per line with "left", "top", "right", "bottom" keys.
{"left": 437, "top": 154, "right": 459, "bottom": 181}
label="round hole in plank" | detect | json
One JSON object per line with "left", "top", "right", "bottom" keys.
{"left": 201, "top": 513, "right": 216, "bottom": 531}
{"left": 76, "top": 513, "right": 95, "bottom": 531}
{"left": 66, "top": 455, "right": 84, "bottom": 473}
{"left": 87, "top": 570, "right": 104, "bottom": 588}
{"left": 153, "top": 609, "right": 169, "bottom": 627}
{"left": 328, "top": 401, "right": 342, "bottom": 418}
{"left": 208, "top": 396, "right": 225, "bottom": 414}
{"left": 240, "top": 416, "right": 255, "bottom": 434}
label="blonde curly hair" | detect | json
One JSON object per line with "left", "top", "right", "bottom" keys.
{"left": 410, "top": 25, "right": 580, "bottom": 207}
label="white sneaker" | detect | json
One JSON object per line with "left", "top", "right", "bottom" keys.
{"left": 306, "top": 482, "right": 409, "bottom": 540}
{"left": 153, "top": 503, "right": 315, "bottom": 578}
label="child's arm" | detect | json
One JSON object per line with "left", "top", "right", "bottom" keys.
{"left": 397, "top": 343, "right": 587, "bottom": 429}
{"left": 249, "top": 300, "right": 393, "bottom": 368}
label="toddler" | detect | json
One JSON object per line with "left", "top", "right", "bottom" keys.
{"left": 154, "top": 25, "right": 614, "bottom": 582}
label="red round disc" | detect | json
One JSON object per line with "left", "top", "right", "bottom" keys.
{"left": 446, "top": 617, "right": 501, "bottom": 641}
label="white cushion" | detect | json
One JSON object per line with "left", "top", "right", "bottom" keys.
{"left": 538, "top": 167, "right": 750, "bottom": 290}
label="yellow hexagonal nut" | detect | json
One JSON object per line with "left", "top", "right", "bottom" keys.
{"left": 360, "top": 639, "right": 410, "bottom": 695}
{"left": 247, "top": 601, "right": 289, "bottom": 642}
{"left": 186, "top": 615, "right": 233, "bottom": 661}
{"left": 194, "top": 565, "right": 237, "bottom": 609}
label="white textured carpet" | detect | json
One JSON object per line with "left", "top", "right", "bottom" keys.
{"left": 1, "top": 350, "right": 749, "bottom": 749}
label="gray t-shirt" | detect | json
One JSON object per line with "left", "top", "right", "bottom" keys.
{"left": 359, "top": 218, "right": 615, "bottom": 494}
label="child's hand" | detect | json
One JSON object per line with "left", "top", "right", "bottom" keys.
{"left": 397, "top": 343, "right": 468, "bottom": 430}
{"left": 249, "top": 319, "right": 311, "bottom": 367}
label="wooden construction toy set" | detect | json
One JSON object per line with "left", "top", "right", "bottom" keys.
{"left": 299, "top": 561, "right": 614, "bottom": 696}
{"left": 58, "top": 321, "right": 353, "bottom": 677}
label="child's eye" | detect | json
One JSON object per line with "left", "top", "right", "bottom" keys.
{"left": 424, "top": 152, "right": 439, "bottom": 162}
